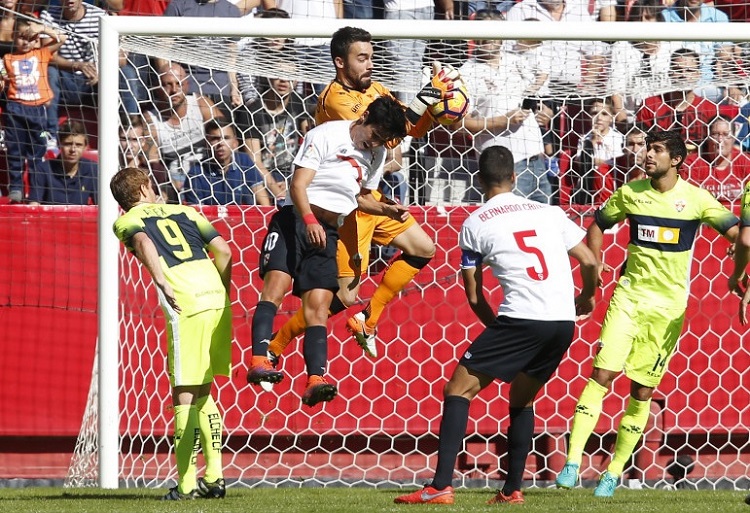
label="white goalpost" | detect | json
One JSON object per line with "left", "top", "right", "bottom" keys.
{"left": 83, "top": 16, "right": 750, "bottom": 490}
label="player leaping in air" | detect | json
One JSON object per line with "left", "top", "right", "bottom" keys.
{"left": 247, "top": 26, "right": 460, "bottom": 389}
{"left": 250, "top": 96, "right": 408, "bottom": 406}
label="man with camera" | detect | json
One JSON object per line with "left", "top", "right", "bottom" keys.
{"left": 453, "top": 18, "right": 550, "bottom": 204}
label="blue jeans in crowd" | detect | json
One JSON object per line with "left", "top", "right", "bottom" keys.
{"left": 3, "top": 102, "right": 52, "bottom": 196}
{"left": 514, "top": 155, "right": 551, "bottom": 204}
{"left": 344, "top": 0, "right": 373, "bottom": 19}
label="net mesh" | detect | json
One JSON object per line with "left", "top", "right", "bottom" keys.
{"left": 47, "top": 20, "right": 750, "bottom": 491}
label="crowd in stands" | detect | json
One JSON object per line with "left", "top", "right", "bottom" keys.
{"left": 0, "top": 0, "right": 749, "bottom": 207}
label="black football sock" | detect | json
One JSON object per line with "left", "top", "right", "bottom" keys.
{"left": 431, "top": 395, "right": 470, "bottom": 490}
{"left": 503, "top": 407, "right": 534, "bottom": 495}
{"left": 303, "top": 325, "right": 328, "bottom": 377}
{"left": 251, "top": 301, "right": 277, "bottom": 356}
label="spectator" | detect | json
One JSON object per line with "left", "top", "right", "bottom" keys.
{"left": 182, "top": 119, "right": 272, "bottom": 206}
{"left": 636, "top": 48, "right": 738, "bottom": 149}
{"left": 159, "top": 0, "right": 245, "bottom": 116}
{"left": 505, "top": 18, "right": 552, "bottom": 99}
{"left": 684, "top": 117, "right": 748, "bottom": 202}
{"left": 235, "top": 8, "right": 293, "bottom": 106}
{"left": 236, "top": 66, "right": 310, "bottom": 203}
{"left": 662, "top": 0, "right": 730, "bottom": 101}
{"left": 2, "top": 19, "right": 65, "bottom": 203}
{"left": 722, "top": 83, "right": 749, "bottom": 108}
{"left": 571, "top": 124, "right": 648, "bottom": 205}
{"left": 145, "top": 62, "right": 224, "bottom": 192}
{"left": 457, "top": 19, "right": 550, "bottom": 203}
{"left": 380, "top": 150, "right": 408, "bottom": 204}
{"left": 0, "top": 0, "right": 20, "bottom": 57}
{"left": 119, "top": 0, "right": 168, "bottom": 15}
{"left": 343, "top": 0, "right": 373, "bottom": 18}
{"left": 41, "top": 0, "right": 142, "bottom": 125}
{"left": 119, "top": 114, "right": 175, "bottom": 202}
{"left": 608, "top": 0, "right": 675, "bottom": 125}
{"left": 383, "top": 0, "right": 453, "bottom": 101}
{"left": 0, "top": 0, "right": 49, "bottom": 57}
{"left": 28, "top": 119, "right": 97, "bottom": 204}
{"left": 505, "top": 0, "right": 602, "bottom": 95}
{"left": 569, "top": 99, "right": 624, "bottom": 204}
{"left": 277, "top": 0, "right": 341, "bottom": 96}
{"left": 607, "top": 124, "right": 648, "bottom": 186}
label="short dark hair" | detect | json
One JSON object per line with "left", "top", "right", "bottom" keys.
{"left": 478, "top": 145, "right": 515, "bottom": 186}
{"left": 120, "top": 113, "right": 146, "bottom": 134}
{"left": 58, "top": 119, "right": 87, "bottom": 143}
{"left": 330, "top": 26, "right": 371, "bottom": 63}
{"left": 361, "top": 95, "right": 407, "bottom": 143}
{"left": 645, "top": 129, "right": 687, "bottom": 170}
{"left": 627, "top": 0, "right": 663, "bottom": 21}
{"left": 204, "top": 118, "right": 235, "bottom": 137}
{"left": 670, "top": 47, "right": 700, "bottom": 71}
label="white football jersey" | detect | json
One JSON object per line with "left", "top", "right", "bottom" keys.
{"left": 459, "top": 192, "right": 585, "bottom": 321}
{"left": 291, "top": 120, "right": 386, "bottom": 216}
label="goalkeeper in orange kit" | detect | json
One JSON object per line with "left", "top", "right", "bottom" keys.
{"left": 247, "top": 26, "right": 460, "bottom": 388}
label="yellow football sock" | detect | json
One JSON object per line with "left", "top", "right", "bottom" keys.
{"left": 608, "top": 396, "right": 651, "bottom": 476}
{"left": 268, "top": 309, "right": 306, "bottom": 356}
{"left": 365, "top": 259, "right": 420, "bottom": 329}
{"left": 197, "top": 395, "right": 223, "bottom": 483}
{"left": 173, "top": 404, "right": 200, "bottom": 493}
{"left": 566, "top": 379, "right": 608, "bottom": 466}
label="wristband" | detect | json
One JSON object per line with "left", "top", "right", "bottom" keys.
{"left": 303, "top": 213, "right": 318, "bottom": 226}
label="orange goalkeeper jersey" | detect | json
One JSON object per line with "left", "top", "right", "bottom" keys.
{"left": 315, "top": 79, "right": 431, "bottom": 145}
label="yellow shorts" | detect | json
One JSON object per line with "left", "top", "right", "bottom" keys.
{"left": 337, "top": 191, "right": 416, "bottom": 278}
{"left": 594, "top": 292, "right": 685, "bottom": 388}
{"left": 166, "top": 307, "right": 232, "bottom": 387}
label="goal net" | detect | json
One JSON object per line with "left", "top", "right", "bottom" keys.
{"left": 59, "top": 17, "right": 750, "bottom": 490}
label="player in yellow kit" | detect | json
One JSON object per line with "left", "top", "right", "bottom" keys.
{"left": 247, "top": 26, "right": 459, "bottom": 389}
{"left": 555, "top": 130, "right": 739, "bottom": 497}
{"left": 111, "top": 167, "right": 233, "bottom": 500}
{"left": 730, "top": 182, "right": 750, "bottom": 324}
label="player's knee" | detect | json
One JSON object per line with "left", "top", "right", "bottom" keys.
{"left": 412, "top": 240, "right": 436, "bottom": 260}
{"left": 261, "top": 271, "right": 292, "bottom": 305}
{"left": 336, "top": 277, "right": 360, "bottom": 307}
{"left": 591, "top": 367, "right": 617, "bottom": 389}
{"left": 337, "top": 288, "right": 358, "bottom": 307}
{"left": 443, "top": 376, "right": 480, "bottom": 399}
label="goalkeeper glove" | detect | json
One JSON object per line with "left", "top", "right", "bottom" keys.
{"left": 406, "top": 62, "right": 461, "bottom": 124}
{"left": 406, "top": 83, "right": 443, "bottom": 125}
{"left": 435, "top": 63, "right": 463, "bottom": 90}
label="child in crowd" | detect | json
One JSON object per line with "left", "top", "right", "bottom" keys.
{"left": 2, "top": 19, "right": 65, "bottom": 203}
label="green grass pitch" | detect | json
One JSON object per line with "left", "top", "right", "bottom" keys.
{"left": 0, "top": 487, "right": 748, "bottom": 513}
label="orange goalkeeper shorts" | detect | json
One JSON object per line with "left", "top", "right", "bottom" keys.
{"left": 336, "top": 190, "right": 416, "bottom": 278}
